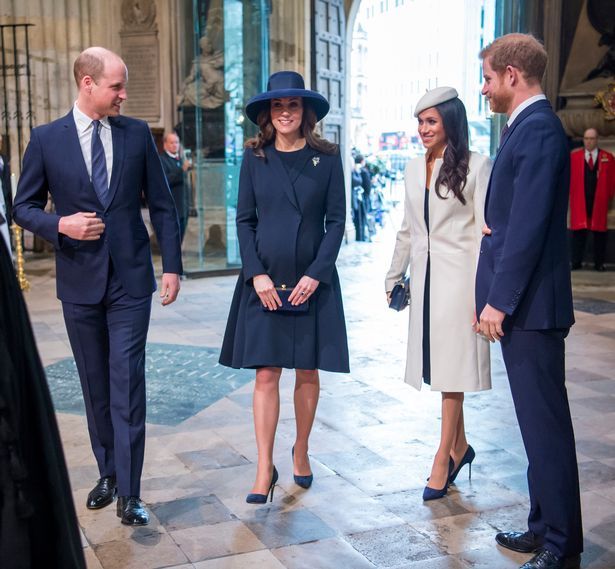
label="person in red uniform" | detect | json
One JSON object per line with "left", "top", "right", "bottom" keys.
{"left": 569, "top": 128, "right": 615, "bottom": 271}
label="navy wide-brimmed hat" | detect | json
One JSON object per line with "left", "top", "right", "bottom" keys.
{"left": 245, "top": 71, "right": 330, "bottom": 125}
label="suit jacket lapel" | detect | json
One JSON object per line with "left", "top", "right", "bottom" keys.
{"left": 106, "top": 117, "right": 125, "bottom": 210}
{"left": 265, "top": 145, "right": 300, "bottom": 212}
{"left": 60, "top": 111, "right": 91, "bottom": 189}
{"left": 486, "top": 99, "right": 551, "bottom": 217}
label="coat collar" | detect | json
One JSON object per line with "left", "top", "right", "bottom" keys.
{"left": 264, "top": 144, "right": 319, "bottom": 212}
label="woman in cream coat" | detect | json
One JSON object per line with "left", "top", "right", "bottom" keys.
{"left": 386, "top": 87, "right": 492, "bottom": 501}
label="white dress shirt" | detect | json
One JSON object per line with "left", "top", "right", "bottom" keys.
{"left": 584, "top": 148, "right": 598, "bottom": 166}
{"left": 507, "top": 94, "right": 547, "bottom": 127}
{"left": 72, "top": 103, "right": 113, "bottom": 187}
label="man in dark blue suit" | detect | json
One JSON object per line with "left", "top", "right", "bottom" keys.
{"left": 475, "top": 34, "right": 582, "bottom": 569}
{"left": 14, "top": 47, "right": 182, "bottom": 526}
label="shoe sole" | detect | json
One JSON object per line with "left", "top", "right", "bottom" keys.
{"left": 495, "top": 537, "right": 542, "bottom": 554}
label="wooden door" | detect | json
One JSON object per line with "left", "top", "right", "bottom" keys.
{"left": 312, "top": 0, "right": 345, "bottom": 147}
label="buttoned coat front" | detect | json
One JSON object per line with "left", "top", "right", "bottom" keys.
{"left": 386, "top": 152, "right": 492, "bottom": 391}
{"left": 219, "top": 144, "right": 349, "bottom": 372}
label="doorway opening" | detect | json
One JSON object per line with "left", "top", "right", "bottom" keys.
{"left": 349, "top": 0, "right": 497, "bottom": 177}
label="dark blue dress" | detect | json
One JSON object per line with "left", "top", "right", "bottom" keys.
{"left": 219, "top": 144, "right": 349, "bottom": 372}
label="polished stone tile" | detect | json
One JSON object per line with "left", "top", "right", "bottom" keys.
{"left": 192, "top": 550, "right": 286, "bottom": 568}
{"left": 375, "top": 489, "right": 471, "bottom": 523}
{"left": 150, "top": 495, "right": 235, "bottom": 531}
{"left": 176, "top": 444, "right": 250, "bottom": 471}
{"left": 409, "top": 513, "right": 499, "bottom": 556}
{"left": 243, "top": 508, "right": 336, "bottom": 549}
{"left": 346, "top": 524, "right": 443, "bottom": 567}
{"left": 272, "top": 538, "right": 376, "bottom": 568}
{"left": 94, "top": 533, "right": 189, "bottom": 569}
{"left": 170, "top": 521, "right": 265, "bottom": 562}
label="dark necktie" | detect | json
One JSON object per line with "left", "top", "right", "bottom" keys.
{"left": 588, "top": 154, "right": 594, "bottom": 170}
{"left": 91, "top": 120, "right": 109, "bottom": 207}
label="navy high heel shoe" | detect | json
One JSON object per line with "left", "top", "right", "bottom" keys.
{"left": 292, "top": 446, "right": 313, "bottom": 489}
{"left": 246, "top": 466, "right": 278, "bottom": 504}
{"left": 449, "top": 445, "right": 475, "bottom": 484}
{"left": 423, "top": 457, "right": 454, "bottom": 501}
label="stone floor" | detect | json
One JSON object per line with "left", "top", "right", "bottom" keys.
{"left": 21, "top": 210, "right": 615, "bottom": 569}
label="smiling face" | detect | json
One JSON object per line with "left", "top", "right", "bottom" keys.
{"left": 270, "top": 97, "right": 303, "bottom": 137}
{"left": 417, "top": 107, "right": 447, "bottom": 155}
{"left": 83, "top": 56, "right": 128, "bottom": 118}
{"left": 481, "top": 57, "right": 514, "bottom": 115}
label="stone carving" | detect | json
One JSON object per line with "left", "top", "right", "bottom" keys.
{"left": 595, "top": 82, "right": 615, "bottom": 120}
{"left": 121, "top": 0, "right": 157, "bottom": 32}
{"left": 177, "top": 35, "right": 226, "bottom": 109}
{"left": 585, "top": 0, "right": 615, "bottom": 80}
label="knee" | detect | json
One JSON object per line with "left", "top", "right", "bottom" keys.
{"left": 255, "top": 368, "right": 281, "bottom": 392}
{"left": 295, "top": 369, "right": 319, "bottom": 384}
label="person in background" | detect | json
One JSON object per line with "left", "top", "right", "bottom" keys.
{"left": 0, "top": 134, "right": 12, "bottom": 225}
{"left": 160, "top": 131, "right": 192, "bottom": 244}
{"left": 385, "top": 86, "right": 492, "bottom": 502}
{"left": 569, "top": 127, "right": 614, "bottom": 271}
{"left": 351, "top": 154, "right": 371, "bottom": 241}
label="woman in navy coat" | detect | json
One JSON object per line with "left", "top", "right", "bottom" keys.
{"left": 219, "top": 71, "right": 349, "bottom": 503}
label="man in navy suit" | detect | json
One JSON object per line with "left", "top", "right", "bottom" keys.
{"left": 14, "top": 47, "right": 182, "bottom": 525}
{"left": 475, "top": 34, "right": 582, "bottom": 569}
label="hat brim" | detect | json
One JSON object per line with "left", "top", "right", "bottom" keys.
{"left": 245, "top": 89, "right": 330, "bottom": 124}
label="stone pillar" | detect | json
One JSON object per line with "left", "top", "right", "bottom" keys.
{"left": 543, "top": 0, "right": 563, "bottom": 106}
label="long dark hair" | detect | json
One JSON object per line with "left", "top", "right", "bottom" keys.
{"left": 245, "top": 100, "right": 338, "bottom": 157}
{"left": 433, "top": 98, "right": 470, "bottom": 205}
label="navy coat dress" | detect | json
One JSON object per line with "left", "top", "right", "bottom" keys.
{"left": 219, "top": 144, "right": 349, "bottom": 372}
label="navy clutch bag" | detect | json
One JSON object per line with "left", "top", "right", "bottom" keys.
{"left": 389, "top": 277, "right": 410, "bottom": 311}
{"left": 262, "top": 285, "right": 309, "bottom": 313}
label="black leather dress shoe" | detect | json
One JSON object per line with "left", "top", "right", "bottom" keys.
{"left": 520, "top": 549, "right": 581, "bottom": 569}
{"left": 570, "top": 262, "right": 582, "bottom": 271}
{"left": 86, "top": 476, "right": 117, "bottom": 509}
{"left": 496, "top": 530, "right": 543, "bottom": 553}
{"left": 116, "top": 496, "right": 149, "bottom": 525}
{"left": 594, "top": 264, "right": 606, "bottom": 272}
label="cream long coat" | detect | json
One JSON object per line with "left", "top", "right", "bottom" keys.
{"left": 385, "top": 152, "right": 492, "bottom": 392}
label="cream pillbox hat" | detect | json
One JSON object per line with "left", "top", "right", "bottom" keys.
{"left": 414, "top": 86, "right": 459, "bottom": 117}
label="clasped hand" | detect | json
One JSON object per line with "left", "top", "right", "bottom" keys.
{"left": 59, "top": 212, "right": 105, "bottom": 240}
{"left": 254, "top": 274, "right": 319, "bottom": 310}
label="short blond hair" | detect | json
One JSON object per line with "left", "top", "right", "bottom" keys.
{"left": 480, "top": 33, "right": 547, "bottom": 84}
{"left": 73, "top": 47, "right": 123, "bottom": 87}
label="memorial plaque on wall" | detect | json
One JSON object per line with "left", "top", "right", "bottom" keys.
{"left": 119, "top": 0, "right": 160, "bottom": 122}
{"left": 120, "top": 33, "right": 160, "bottom": 121}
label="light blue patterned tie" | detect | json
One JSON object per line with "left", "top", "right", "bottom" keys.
{"left": 91, "top": 120, "right": 109, "bottom": 207}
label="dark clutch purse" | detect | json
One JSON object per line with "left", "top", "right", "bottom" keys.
{"left": 262, "top": 284, "right": 309, "bottom": 313}
{"left": 389, "top": 277, "right": 410, "bottom": 311}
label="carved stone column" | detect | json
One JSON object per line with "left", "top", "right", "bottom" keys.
{"left": 543, "top": 0, "right": 563, "bottom": 105}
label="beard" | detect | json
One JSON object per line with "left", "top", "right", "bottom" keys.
{"left": 488, "top": 90, "right": 512, "bottom": 114}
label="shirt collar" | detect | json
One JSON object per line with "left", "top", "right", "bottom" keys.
{"left": 585, "top": 148, "right": 598, "bottom": 160}
{"left": 507, "top": 94, "right": 547, "bottom": 127}
{"left": 165, "top": 150, "right": 180, "bottom": 160}
{"left": 73, "top": 102, "right": 111, "bottom": 134}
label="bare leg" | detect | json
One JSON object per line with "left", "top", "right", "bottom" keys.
{"left": 293, "top": 369, "right": 320, "bottom": 476}
{"left": 427, "top": 392, "right": 464, "bottom": 489}
{"left": 451, "top": 403, "right": 469, "bottom": 467}
{"left": 251, "top": 367, "right": 282, "bottom": 494}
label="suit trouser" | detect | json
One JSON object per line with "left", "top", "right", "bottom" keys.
{"left": 500, "top": 329, "right": 583, "bottom": 557}
{"left": 571, "top": 229, "right": 607, "bottom": 267}
{"left": 62, "top": 264, "right": 151, "bottom": 497}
